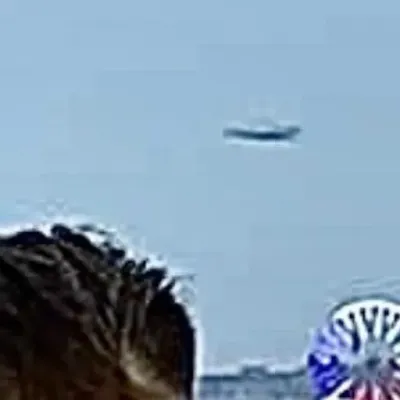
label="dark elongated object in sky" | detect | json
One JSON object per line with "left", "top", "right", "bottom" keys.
{"left": 223, "top": 115, "right": 301, "bottom": 142}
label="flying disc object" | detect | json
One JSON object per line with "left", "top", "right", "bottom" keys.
{"left": 307, "top": 296, "right": 400, "bottom": 400}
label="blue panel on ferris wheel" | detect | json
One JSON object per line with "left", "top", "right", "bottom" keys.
{"left": 307, "top": 349, "right": 350, "bottom": 398}
{"left": 306, "top": 296, "right": 400, "bottom": 400}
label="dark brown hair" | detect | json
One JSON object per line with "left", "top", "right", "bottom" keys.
{"left": 0, "top": 223, "right": 195, "bottom": 399}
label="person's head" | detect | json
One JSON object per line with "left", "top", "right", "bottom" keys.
{"left": 0, "top": 222, "right": 196, "bottom": 399}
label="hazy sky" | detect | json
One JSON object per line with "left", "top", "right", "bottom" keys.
{"left": 1, "top": 0, "right": 400, "bottom": 368}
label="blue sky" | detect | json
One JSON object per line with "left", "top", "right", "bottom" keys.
{"left": 1, "top": 0, "right": 400, "bottom": 367}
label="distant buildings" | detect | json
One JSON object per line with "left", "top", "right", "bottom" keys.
{"left": 198, "top": 361, "right": 311, "bottom": 400}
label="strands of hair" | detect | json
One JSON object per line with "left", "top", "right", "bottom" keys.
{"left": 0, "top": 222, "right": 195, "bottom": 400}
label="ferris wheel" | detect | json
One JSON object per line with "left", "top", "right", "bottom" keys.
{"left": 306, "top": 295, "right": 400, "bottom": 400}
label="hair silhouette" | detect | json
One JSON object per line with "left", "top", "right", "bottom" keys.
{"left": 0, "top": 223, "right": 195, "bottom": 400}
